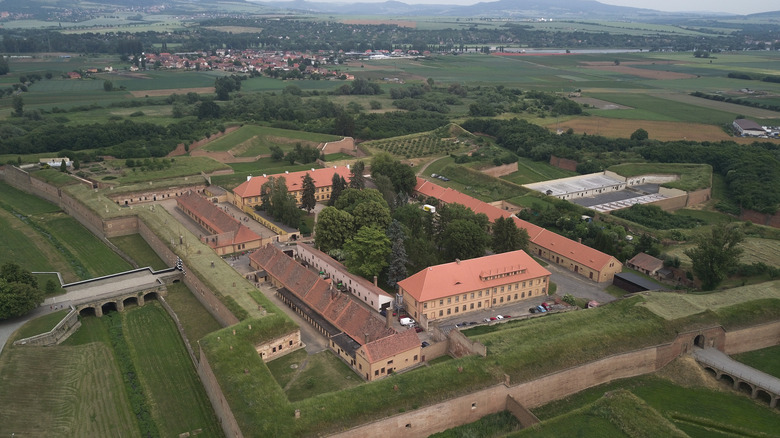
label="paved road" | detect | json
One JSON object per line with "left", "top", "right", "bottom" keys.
{"left": 545, "top": 262, "right": 617, "bottom": 305}
{"left": 693, "top": 347, "right": 780, "bottom": 395}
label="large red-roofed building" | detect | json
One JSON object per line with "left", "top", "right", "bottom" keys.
{"left": 250, "top": 244, "right": 421, "bottom": 381}
{"left": 398, "top": 250, "right": 551, "bottom": 322}
{"left": 414, "top": 178, "right": 621, "bottom": 282}
{"left": 231, "top": 166, "right": 352, "bottom": 210}
{"left": 177, "top": 192, "right": 262, "bottom": 255}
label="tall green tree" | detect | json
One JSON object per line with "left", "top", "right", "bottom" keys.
{"left": 386, "top": 220, "right": 408, "bottom": 289}
{"left": 12, "top": 95, "right": 23, "bottom": 117}
{"left": 343, "top": 226, "right": 391, "bottom": 279}
{"left": 370, "top": 152, "right": 417, "bottom": 195}
{"left": 352, "top": 200, "right": 391, "bottom": 231}
{"left": 491, "top": 216, "right": 529, "bottom": 254}
{"left": 328, "top": 173, "right": 346, "bottom": 206}
{"left": 0, "top": 56, "right": 9, "bottom": 75}
{"left": 349, "top": 160, "right": 365, "bottom": 189}
{"left": 373, "top": 173, "right": 397, "bottom": 210}
{"left": 0, "top": 263, "right": 43, "bottom": 320}
{"left": 684, "top": 224, "right": 744, "bottom": 291}
{"left": 334, "top": 188, "right": 387, "bottom": 214}
{"left": 301, "top": 173, "right": 316, "bottom": 213}
{"left": 441, "top": 219, "right": 490, "bottom": 261}
{"left": 315, "top": 206, "right": 355, "bottom": 253}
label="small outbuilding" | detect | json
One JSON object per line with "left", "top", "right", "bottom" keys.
{"left": 612, "top": 272, "right": 663, "bottom": 294}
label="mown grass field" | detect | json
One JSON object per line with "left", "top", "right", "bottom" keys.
{"left": 13, "top": 309, "right": 69, "bottom": 339}
{"left": 665, "top": 237, "right": 780, "bottom": 271}
{"left": 0, "top": 340, "right": 140, "bottom": 437}
{"left": 164, "top": 282, "right": 223, "bottom": 353}
{"left": 608, "top": 163, "right": 712, "bottom": 191}
{"left": 105, "top": 157, "right": 230, "bottom": 184}
{"left": 501, "top": 157, "right": 578, "bottom": 185}
{"left": 122, "top": 303, "right": 223, "bottom": 437}
{"left": 267, "top": 349, "right": 362, "bottom": 402}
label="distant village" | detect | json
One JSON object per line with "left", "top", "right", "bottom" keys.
{"left": 69, "top": 49, "right": 430, "bottom": 81}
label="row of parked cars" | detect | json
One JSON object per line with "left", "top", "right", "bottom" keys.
{"left": 529, "top": 302, "right": 552, "bottom": 314}
{"left": 430, "top": 173, "right": 450, "bottom": 182}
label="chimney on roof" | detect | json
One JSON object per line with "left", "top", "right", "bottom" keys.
{"left": 455, "top": 259, "right": 460, "bottom": 265}
{"left": 373, "top": 275, "right": 378, "bottom": 287}
{"left": 263, "top": 173, "right": 267, "bottom": 177}
{"left": 285, "top": 170, "right": 289, "bottom": 174}
{"left": 247, "top": 175, "right": 252, "bottom": 181}
{"left": 578, "top": 238, "right": 582, "bottom": 243}
{"left": 365, "top": 333, "right": 370, "bottom": 344}
{"left": 346, "top": 164, "right": 350, "bottom": 170}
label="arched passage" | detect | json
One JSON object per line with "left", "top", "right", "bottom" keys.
{"left": 143, "top": 291, "right": 159, "bottom": 302}
{"left": 694, "top": 335, "right": 705, "bottom": 348}
{"left": 719, "top": 373, "right": 736, "bottom": 387}
{"left": 702, "top": 366, "right": 717, "bottom": 379}
{"left": 736, "top": 381, "right": 754, "bottom": 397}
{"left": 101, "top": 301, "right": 118, "bottom": 315}
{"left": 79, "top": 306, "right": 97, "bottom": 317}
{"left": 123, "top": 296, "right": 139, "bottom": 309}
{"left": 756, "top": 389, "right": 773, "bottom": 405}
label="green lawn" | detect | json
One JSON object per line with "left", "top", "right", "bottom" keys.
{"left": 501, "top": 157, "right": 578, "bottom": 185}
{"left": 110, "top": 157, "right": 230, "bottom": 184}
{"left": 431, "top": 411, "right": 521, "bottom": 438}
{"left": 733, "top": 345, "right": 780, "bottom": 378}
{"left": 110, "top": 233, "right": 168, "bottom": 270}
{"left": 283, "top": 350, "right": 363, "bottom": 402}
{"left": 607, "top": 163, "right": 712, "bottom": 192}
{"left": 13, "top": 309, "right": 69, "bottom": 339}
{"left": 122, "top": 303, "right": 224, "bottom": 437}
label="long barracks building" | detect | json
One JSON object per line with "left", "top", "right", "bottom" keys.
{"left": 231, "top": 166, "right": 352, "bottom": 210}
{"left": 414, "top": 178, "right": 622, "bottom": 283}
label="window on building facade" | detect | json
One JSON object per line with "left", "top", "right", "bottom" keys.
{"left": 423, "top": 302, "right": 427, "bottom": 309}
{"left": 440, "top": 299, "right": 444, "bottom": 305}
{"left": 455, "top": 296, "right": 459, "bottom": 303}
{"left": 447, "top": 308, "right": 451, "bottom": 315}
{"left": 470, "top": 293, "right": 474, "bottom": 299}
{"left": 454, "top": 307, "right": 458, "bottom": 313}
{"left": 478, "top": 302, "right": 482, "bottom": 308}
{"left": 439, "top": 310, "right": 443, "bottom": 316}
{"left": 470, "top": 303, "right": 474, "bottom": 309}
{"left": 492, "top": 298, "right": 496, "bottom": 304}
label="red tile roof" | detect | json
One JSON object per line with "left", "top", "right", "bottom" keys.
{"left": 362, "top": 328, "right": 420, "bottom": 363}
{"left": 249, "top": 244, "right": 397, "bottom": 347}
{"left": 233, "top": 166, "right": 352, "bottom": 199}
{"left": 414, "top": 178, "right": 617, "bottom": 272}
{"left": 177, "top": 192, "right": 261, "bottom": 247}
{"left": 297, "top": 243, "right": 392, "bottom": 298}
{"left": 398, "top": 250, "right": 550, "bottom": 303}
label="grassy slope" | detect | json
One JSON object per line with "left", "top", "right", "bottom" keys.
{"left": 122, "top": 303, "right": 223, "bottom": 437}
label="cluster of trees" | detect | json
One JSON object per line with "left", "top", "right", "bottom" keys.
{"left": 612, "top": 204, "right": 704, "bottom": 230}
{"left": 215, "top": 75, "right": 243, "bottom": 100}
{"left": 257, "top": 176, "right": 303, "bottom": 229}
{"left": 270, "top": 143, "right": 322, "bottom": 165}
{"left": 690, "top": 91, "right": 780, "bottom": 113}
{"left": 0, "top": 263, "right": 45, "bottom": 320}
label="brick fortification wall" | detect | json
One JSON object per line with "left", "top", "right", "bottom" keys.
{"left": 686, "top": 187, "right": 711, "bottom": 207}
{"left": 723, "top": 320, "right": 780, "bottom": 355}
{"left": 740, "top": 209, "right": 780, "bottom": 229}
{"left": 330, "top": 323, "right": 774, "bottom": 438}
{"left": 549, "top": 155, "right": 578, "bottom": 172}
{"left": 199, "top": 349, "right": 244, "bottom": 438}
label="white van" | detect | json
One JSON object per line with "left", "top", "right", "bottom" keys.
{"left": 400, "top": 317, "right": 414, "bottom": 326}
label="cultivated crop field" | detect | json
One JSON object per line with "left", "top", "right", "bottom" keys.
{"left": 364, "top": 135, "right": 465, "bottom": 157}
{"left": 553, "top": 116, "right": 757, "bottom": 142}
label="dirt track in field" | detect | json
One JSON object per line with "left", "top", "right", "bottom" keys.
{"left": 129, "top": 87, "right": 214, "bottom": 97}
{"left": 580, "top": 63, "right": 696, "bottom": 80}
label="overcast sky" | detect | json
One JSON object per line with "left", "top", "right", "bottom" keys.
{"left": 301, "top": 0, "right": 777, "bottom": 15}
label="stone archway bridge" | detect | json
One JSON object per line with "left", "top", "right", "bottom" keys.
{"left": 693, "top": 347, "right": 780, "bottom": 408}
{"left": 59, "top": 266, "right": 183, "bottom": 317}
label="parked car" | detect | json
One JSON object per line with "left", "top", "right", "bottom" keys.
{"left": 536, "top": 305, "right": 547, "bottom": 313}
{"left": 468, "top": 321, "right": 478, "bottom": 325}
{"left": 495, "top": 315, "right": 504, "bottom": 320}
{"left": 380, "top": 309, "right": 386, "bottom": 317}
{"left": 415, "top": 327, "right": 423, "bottom": 333}
{"left": 483, "top": 318, "right": 491, "bottom": 322}
{"left": 541, "top": 302, "right": 551, "bottom": 311}
{"left": 439, "top": 176, "right": 450, "bottom": 181}
{"left": 421, "top": 341, "right": 430, "bottom": 348}
{"left": 502, "top": 315, "right": 511, "bottom": 318}
{"left": 529, "top": 307, "right": 538, "bottom": 314}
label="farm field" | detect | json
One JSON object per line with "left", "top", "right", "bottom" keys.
{"left": 551, "top": 116, "right": 759, "bottom": 142}
{"left": 664, "top": 237, "right": 780, "bottom": 270}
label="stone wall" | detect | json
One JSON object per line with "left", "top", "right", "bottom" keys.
{"left": 13, "top": 308, "right": 81, "bottom": 347}
{"left": 198, "top": 349, "right": 244, "bottom": 438}
{"left": 256, "top": 330, "right": 303, "bottom": 362}
{"left": 420, "top": 339, "right": 449, "bottom": 362}
{"left": 447, "top": 329, "right": 487, "bottom": 358}
{"left": 549, "top": 155, "right": 578, "bottom": 172}
{"left": 647, "top": 187, "right": 688, "bottom": 212}
{"left": 505, "top": 395, "right": 540, "bottom": 428}
{"left": 723, "top": 320, "right": 780, "bottom": 355}
{"left": 479, "top": 162, "right": 518, "bottom": 178}
{"left": 686, "top": 187, "right": 711, "bottom": 207}
{"left": 740, "top": 208, "right": 780, "bottom": 229}
{"left": 320, "top": 137, "right": 355, "bottom": 155}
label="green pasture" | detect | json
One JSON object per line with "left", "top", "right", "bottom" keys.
{"left": 96, "top": 70, "right": 224, "bottom": 91}
{"left": 434, "top": 164, "right": 529, "bottom": 202}
{"left": 203, "top": 125, "right": 340, "bottom": 156}
{"left": 0, "top": 331, "right": 140, "bottom": 437}
{"left": 64, "top": 104, "right": 181, "bottom": 126}
{"left": 501, "top": 157, "right": 578, "bottom": 185}
{"left": 106, "top": 157, "right": 229, "bottom": 184}
{"left": 122, "top": 303, "right": 223, "bottom": 437}
{"left": 109, "top": 234, "right": 168, "bottom": 270}
{"left": 31, "top": 168, "right": 81, "bottom": 187}
{"left": 431, "top": 411, "right": 521, "bottom": 437}
{"left": 0, "top": 180, "right": 61, "bottom": 215}
{"left": 733, "top": 345, "right": 780, "bottom": 378}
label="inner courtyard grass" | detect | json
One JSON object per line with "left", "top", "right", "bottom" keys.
{"left": 110, "top": 233, "right": 168, "bottom": 270}
{"left": 733, "top": 345, "right": 780, "bottom": 378}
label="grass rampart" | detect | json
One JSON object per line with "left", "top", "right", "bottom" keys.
{"left": 438, "top": 164, "right": 529, "bottom": 202}
{"left": 608, "top": 162, "right": 712, "bottom": 192}
{"left": 203, "top": 292, "right": 780, "bottom": 436}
